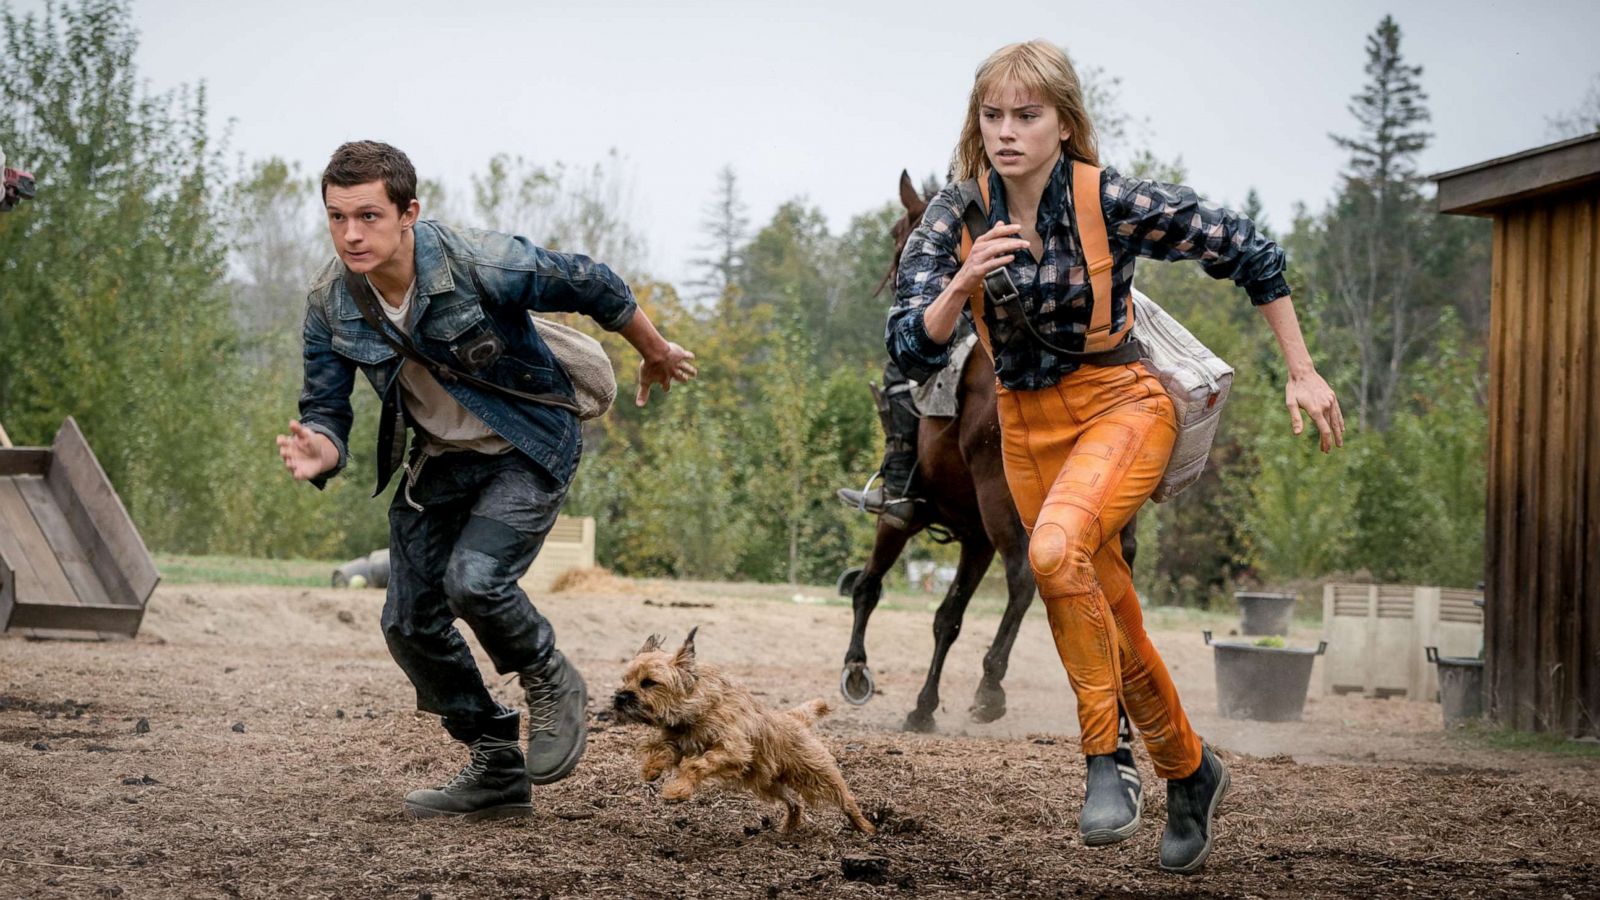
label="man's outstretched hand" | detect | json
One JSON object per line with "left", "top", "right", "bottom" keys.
{"left": 275, "top": 420, "right": 339, "bottom": 481}
{"left": 636, "top": 343, "right": 697, "bottom": 407}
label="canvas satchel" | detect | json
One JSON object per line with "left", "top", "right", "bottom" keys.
{"left": 1126, "top": 287, "right": 1233, "bottom": 501}
{"left": 528, "top": 314, "right": 617, "bottom": 421}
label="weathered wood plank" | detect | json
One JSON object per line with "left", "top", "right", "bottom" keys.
{"left": 1554, "top": 194, "right": 1590, "bottom": 735}
{"left": 1584, "top": 192, "right": 1600, "bottom": 737}
{"left": 0, "top": 480, "right": 62, "bottom": 609}
{"left": 0, "top": 478, "right": 82, "bottom": 607}
{"left": 1506, "top": 210, "right": 1528, "bottom": 729}
{"left": 1523, "top": 206, "right": 1548, "bottom": 733}
{"left": 0, "top": 450, "right": 50, "bottom": 477}
{"left": 0, "top": 555, "right": 14, "bottom": 632}
{"left": 13, "top": 475, "right": 115, "bottom": 608}
{"left": 1546, "top": 198, "right": 1575, "bottom": 734}
{"left": 6, "top": 601, "right": 143, "bottom": 635}
{"left": 45, "top": 418, "right": 159, "bottom": 609}
{"left": 1485, "top": 216, "right": 1510, "bottom": 724}
{"left": 1501, "top": 207, "right": 1530, "bottom": 730}
{"left": 0, "top": 489, "right": 44, "bottom": 608}
{"left": 16, "top": 628, "right": 128, "bottom": 642}
{"left": 1435, "top": 133, "right": 1600, "bottom": 215}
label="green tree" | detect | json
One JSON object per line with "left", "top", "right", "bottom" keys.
{"left": 227, "top": 157, "right": 323, "bottom": 358}
{"left": 737, "top": 200, "right": 833, "bottom": 343}
{"left": 821, "top": 202, "right": 902, "bottom": 370}
{"left": 1547, "top": 71, "right": 1600, "bottom": 139}
{"left": 470, "top": 149, "right": 648, "bottom": 279}
{"left": 0, "top": 0, "right": 241, "bottom": 551}
{"left": 1319, "top": 14, "right": 1435, "bottom": 432}
{"left": 686, "top": 164, "right": 748, "bottom": 307}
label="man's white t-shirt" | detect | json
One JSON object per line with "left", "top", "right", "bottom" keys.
{"left": 372, "top": 278, "right": 513, "bottom": 457}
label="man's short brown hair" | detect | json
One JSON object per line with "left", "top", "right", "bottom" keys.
{"left": 321, "top": 141, "right": 417, "bottom": 212}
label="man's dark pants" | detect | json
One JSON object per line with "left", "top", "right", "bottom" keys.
{"left": 381, "top": 448, "right": 568, "bottom": 743}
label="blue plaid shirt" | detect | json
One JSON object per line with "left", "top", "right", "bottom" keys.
{"left": 887, "top": 156, "right": 1290, "bottom": 390}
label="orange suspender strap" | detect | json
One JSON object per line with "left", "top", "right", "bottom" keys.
{"left": 960, "top": 163, "right": 1130, "bottom": 360}
{"left": 958, "top": 175, "right": 994, "bottom": 358}
{"left": 1072, "top": 160, "right": 1132, "bottom": 352}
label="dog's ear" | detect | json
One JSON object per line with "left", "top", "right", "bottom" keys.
{"left": 637, "top": 633, "right": 664, "bottom": 655}
{"left": 674, "top": 626, "right": 699, "bottom": 669}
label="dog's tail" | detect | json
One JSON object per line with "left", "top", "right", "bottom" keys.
{"left": 786, "top": 698, "right": 831, "bottom": 727}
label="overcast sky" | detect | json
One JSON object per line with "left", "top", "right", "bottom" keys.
{"left": 12, "top": 0, "right": 1597, "bottom": 286}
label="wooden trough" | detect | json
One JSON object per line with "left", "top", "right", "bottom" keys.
{"left": 0, "top": 417, "right": 159, "bottom": 639}
{"left": 517, "top": 515, "right": 596, "bottom": 593}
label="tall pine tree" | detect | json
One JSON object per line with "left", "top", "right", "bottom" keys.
{"left": 1319, "top": 15, "right": 1434, "bottom": 431}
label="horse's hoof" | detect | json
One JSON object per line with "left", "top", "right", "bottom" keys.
{"left": 966, "top": 701, "right": 1004, "bottom": 720}
{"left": 840, "top": 664, "right": 875, "bottom": 706}
{"left": 969, "top": 685, "right": 1008, "bottom": 723}
{"left": 903, "top": 711, "right": 936, "bottom": 733}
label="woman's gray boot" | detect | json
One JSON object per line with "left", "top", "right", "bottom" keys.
{"left": 1159, "top": 744, "right": 1230, "bottom": 874}
{"left": 1080, "top": 713, "right": 1143, "bottom": 846}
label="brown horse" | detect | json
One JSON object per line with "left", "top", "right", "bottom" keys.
{"left": 839, "top": 171, "right": 1135, "bottom": 732}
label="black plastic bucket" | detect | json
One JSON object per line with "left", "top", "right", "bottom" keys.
{"left": 1206, "top": 631, "right": 1327, "bottom": 722}
{"left": 1235, "top": 592, "right": 1296, "bottom": 637}
{"left": 1427, "top": 647, "right": 1484, "bottom": 727}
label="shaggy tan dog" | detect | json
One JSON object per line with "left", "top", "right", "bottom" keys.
{"left": 611, "top": 628, "right": 875, "bottom": 835}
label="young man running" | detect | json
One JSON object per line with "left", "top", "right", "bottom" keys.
{"left": 277, "top": 141, "right": 696, "bottom": 820}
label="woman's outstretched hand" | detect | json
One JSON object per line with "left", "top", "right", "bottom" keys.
{"left": 1286, "top": 371, "right": 1345, "bottom": 453}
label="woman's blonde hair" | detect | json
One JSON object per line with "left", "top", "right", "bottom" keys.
{"left": 955, "top": 41, "right": 1099, "bottom": 181}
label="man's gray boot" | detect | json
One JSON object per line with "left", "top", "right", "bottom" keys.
{"left": 519, "top": 649, "right": 589, "bottom": 785}
{"left": 1080, "top": 711, "right": 1143, "bottom": 846}
{"left": 1159, "top": 744, "right": 1230, "bottom": 874}
{"left": 404, "top": 711, "right": 532, "bottom": 821}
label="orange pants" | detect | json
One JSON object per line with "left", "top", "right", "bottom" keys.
{"left": 997, "top": 362, "right": 1203, "bottom": 779}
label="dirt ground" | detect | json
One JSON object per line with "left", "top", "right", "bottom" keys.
{"left": 2, "top": 577, "right": 1597, "bottom": 899}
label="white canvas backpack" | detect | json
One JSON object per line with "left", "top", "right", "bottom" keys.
{"left": 1129, "top": 288, "right": 1233, "bottom": 501}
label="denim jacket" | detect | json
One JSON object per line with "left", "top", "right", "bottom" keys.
{"left": 298, "top": 220, "right": 637, "bottom": 495}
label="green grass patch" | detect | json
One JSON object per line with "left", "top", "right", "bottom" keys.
{"left": 1451, "top": 721, "right": 1600, "bottom": 759}
{"left": 154, "top": 553, "right": 342, "bottom": 588}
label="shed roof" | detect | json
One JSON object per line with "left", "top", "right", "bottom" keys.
{"left": 1432, "top": 132, "right": 1600, "bottom": 216}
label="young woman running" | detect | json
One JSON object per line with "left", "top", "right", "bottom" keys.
{"left": 887, "top": 40, "right": 1343, "bottom": 874}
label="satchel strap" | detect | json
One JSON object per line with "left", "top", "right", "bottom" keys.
{"left": 341, "top": 268, "right": 581, "bottom": 414}
{"left": 956, "top": 170, "right": 1140, "bottom": 368}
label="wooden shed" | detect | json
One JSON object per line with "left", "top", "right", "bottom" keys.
{"left": 1433, "top": 132, "right": 1600, "bottom": 737}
